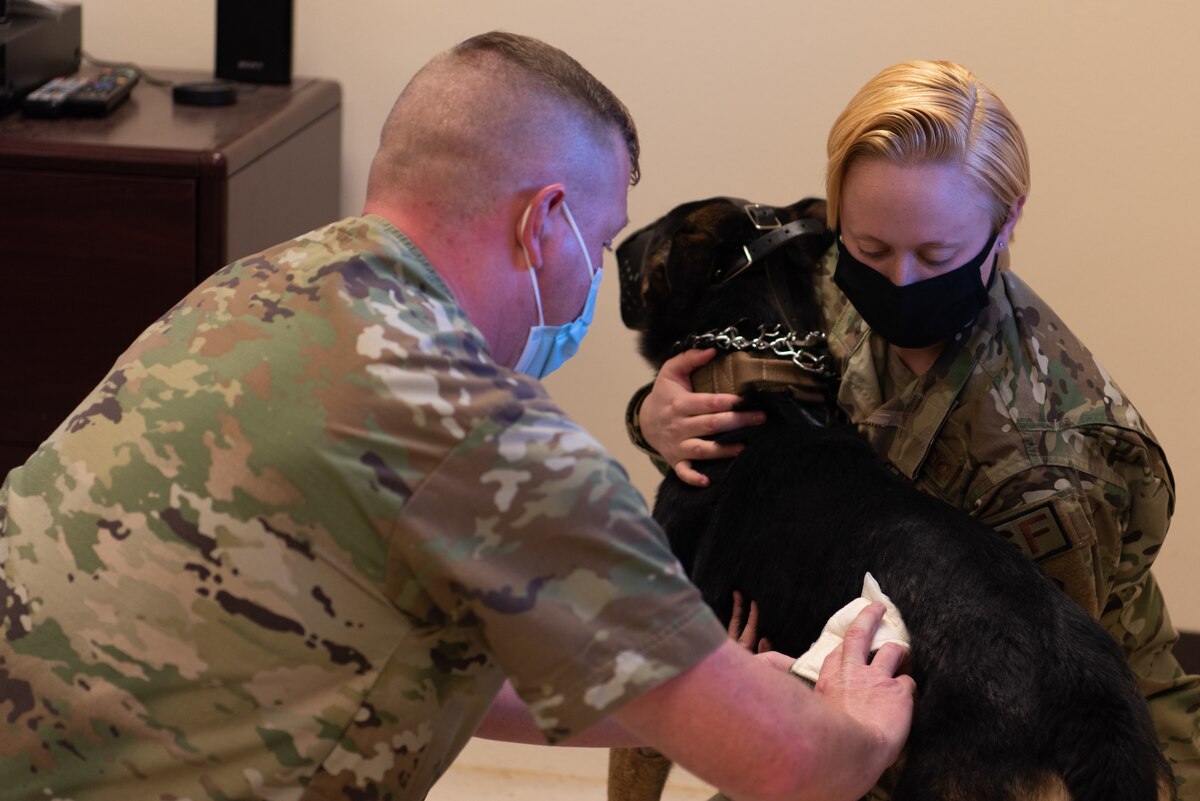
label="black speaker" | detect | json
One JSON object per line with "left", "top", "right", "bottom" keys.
{"left": 215, "top": 0, "right": 293, "bottom": 85}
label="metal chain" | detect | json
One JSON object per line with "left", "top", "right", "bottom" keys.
{"left": 675, "top": 324, "right": 839, "bottom": 378}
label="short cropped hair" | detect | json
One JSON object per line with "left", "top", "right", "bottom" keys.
{"left": 453, "top": 31, "right": 640, "bottom": 185}
{"left": 366, "top": 31, "right": 639, "bottom": 217}
{"left": 825, "top": 60, "right": 1029, "bottom": 231}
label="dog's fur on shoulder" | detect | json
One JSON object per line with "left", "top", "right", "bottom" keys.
{"left": 611, "top": 196, "right": 1175, "bottom": 801}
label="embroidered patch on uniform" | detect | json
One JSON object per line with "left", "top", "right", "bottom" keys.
{"left": 923, "top": 441, "right": 962, "bottom": 491}
{"left": 991, "top": 503, "right": 1072, "bottom": 562}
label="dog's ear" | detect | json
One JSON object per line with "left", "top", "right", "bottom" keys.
{"left": 616, "top": 197, "right": 728, "bottom": 331}
{"left": 616, "top": 223, "right": 658, "bottom": 331}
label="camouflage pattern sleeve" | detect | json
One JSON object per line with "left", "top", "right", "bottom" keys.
{"left": 398, "top": 404, "right": 726, "bottom": 742}
{"left": 976, "top": 439, "right": 1199, "bottom": 795}
{"left": 624, "top": 381, "right": 672, "bottom": 476}
{"left": 1076, "top": 437, "right": 1197, "bottom": 793}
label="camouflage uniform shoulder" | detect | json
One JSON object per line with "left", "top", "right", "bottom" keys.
{"left": 983, "top": 271, "right": 1160, "bottom": 441}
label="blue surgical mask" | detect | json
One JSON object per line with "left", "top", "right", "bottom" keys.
{"left": 513, "top": 200, "right": 602, "bottom": 379}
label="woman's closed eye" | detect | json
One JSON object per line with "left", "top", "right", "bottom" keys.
{"left": 919, "top": 250, "right": 958, "bottom": 267}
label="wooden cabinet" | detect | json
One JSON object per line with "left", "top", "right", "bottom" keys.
{"left": 0, "top": 70, "right": 341, "bottom": 476}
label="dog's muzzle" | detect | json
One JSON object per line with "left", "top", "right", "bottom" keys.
{"left": 616, "top": 197, "right": 715, "bottom": 330}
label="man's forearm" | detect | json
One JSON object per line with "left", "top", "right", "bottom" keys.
{"left": 474, "top": 680, "right": 641, "bottom": 747}
{"left": 613, "top": 640, "right": 902, "bottom": 801}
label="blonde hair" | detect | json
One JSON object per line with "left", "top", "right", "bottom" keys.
{"left": 825, "top": 60, "right": 1029, "bottom": 231}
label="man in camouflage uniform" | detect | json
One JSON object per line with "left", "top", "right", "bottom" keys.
{"left": 0, "top": 32, "right": 915, "bottom": 801}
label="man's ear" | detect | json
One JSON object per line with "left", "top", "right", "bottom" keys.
{"left": 516, "top": 183, "right": 566, "bottom": 270}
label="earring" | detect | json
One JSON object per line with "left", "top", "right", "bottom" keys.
{"left": 998, "top": 241, "right": 1006, "bottom": 250}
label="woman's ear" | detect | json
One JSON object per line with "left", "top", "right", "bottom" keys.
{"left": 999, "top": 195, "right": 1027, "bottom": 246}
{"left": 516, "top": 183, "right": 566, "bottom": 270}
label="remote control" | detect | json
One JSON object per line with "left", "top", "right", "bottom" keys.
{"left": 22, "top": 75, "right": 90, "bottom": 118}
{"left": 62, "top": 68, "right": 141, "bottom": 117}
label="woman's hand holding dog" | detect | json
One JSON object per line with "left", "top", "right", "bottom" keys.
{"left": 728, "top": 590, "right": 798, "bottom": 672}
{"left": 641, "top": 348, "right": 766, "bottom": 487}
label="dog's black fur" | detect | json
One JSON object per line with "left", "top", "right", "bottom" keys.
{"left": 615, "top": 197, "right": 1174, "bottom": 801}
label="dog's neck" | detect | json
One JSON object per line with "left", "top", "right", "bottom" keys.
{"left": 690, "top": 351, "right": 833, "bottom": 402}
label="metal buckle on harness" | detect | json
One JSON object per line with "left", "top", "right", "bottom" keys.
{"left": 744, "top": 203, "right": 783, "bottom": 230}
{"left": 738, "top": 204, "right": 784, "bottom": 273}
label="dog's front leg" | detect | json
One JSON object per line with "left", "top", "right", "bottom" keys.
{"left": 608, "top": 746, "right": 674, "bottom": 801}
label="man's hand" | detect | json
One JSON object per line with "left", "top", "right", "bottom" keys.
{"left": 814, "top": 602, "right": 915, "bottom": 769}
{"left": 640, "top": 349, "right": 766, "bottom": 487}
{"left": 614, "top": 605, "right": 913, "bottom": 801}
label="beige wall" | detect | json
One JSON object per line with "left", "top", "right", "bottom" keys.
{"left": 77, "top": 0, "right": 1199, "bottom": 627}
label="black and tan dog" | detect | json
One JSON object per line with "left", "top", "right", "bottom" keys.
{"left": 610, "top": 197, "right": 1174, "bottom": 801}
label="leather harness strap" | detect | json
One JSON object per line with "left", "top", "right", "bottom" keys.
{"left": 715, "top": 217, "right": 827, "bottom": 285}
{"left": 691, "top": 351, "right": 832, "bottom": 403}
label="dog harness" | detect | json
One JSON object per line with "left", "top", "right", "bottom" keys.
{"left": 678, "top": 324, "right": 837, "bottom": 404}
{"left": 712, "top": 203, "right": 826, "bottom": 285}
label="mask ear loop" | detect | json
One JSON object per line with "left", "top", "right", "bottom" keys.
{"left": 518, "top": 203, "right": 546, "bottom": 326}
{"left": 559, "top": 200, "right": 596, "bottom": 279}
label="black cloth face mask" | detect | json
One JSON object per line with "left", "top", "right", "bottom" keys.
{"left": 833, "top": 230, "right": 998, "bottom": 349}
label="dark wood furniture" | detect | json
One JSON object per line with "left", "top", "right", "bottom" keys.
{"left": 0, "top": 69, "right": 341, "bottom": 476}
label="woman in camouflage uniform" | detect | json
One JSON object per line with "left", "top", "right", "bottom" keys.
{"left": 629, "top": 60, "right": 1199, "bottom": 796}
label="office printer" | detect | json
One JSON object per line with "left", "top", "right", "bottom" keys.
{"left": 0, "top": 0, "right": 82, "bottom": 114}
